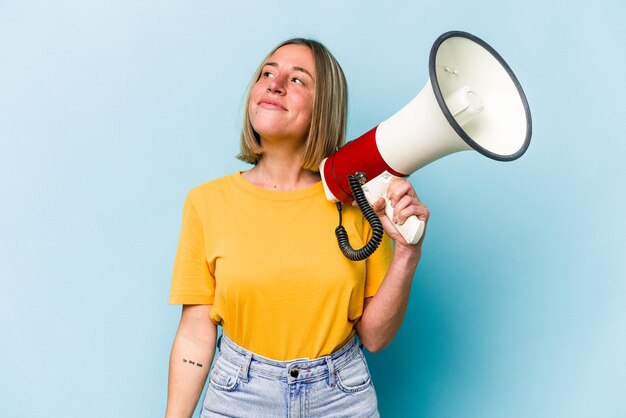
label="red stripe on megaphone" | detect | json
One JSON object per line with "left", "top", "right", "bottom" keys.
{"left": 322, "top": 126, "right": 407, "bottom": 205}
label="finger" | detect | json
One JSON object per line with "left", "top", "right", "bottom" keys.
{"left": 386, "top": 180, "right": 415, "bottom": 206}
{"left": 391, "top": 194, "right": 415, "bottom": 223}
{"left": 399, "top": 204, "right": 430, "bottom": 224}
{"left": 392, "top": 194, "right": 424, "bottom": 223}
{"left": 371, "top": 196, "right": 386, "bottom": 215}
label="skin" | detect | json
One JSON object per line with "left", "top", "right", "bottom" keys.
{"left": 243, "top": 43, "right": 320, "bottom": 191}
{"left": 165, "top": 43, "right": 430, "bottom": 418}
{"left": 248, "top": 44, "right": 316, "bottom": 155}
{"left": 357, "top": 182, "right": 429, "bottom": 352}
{"left": 166, "top": 305, "right": 216, "bottom": 418}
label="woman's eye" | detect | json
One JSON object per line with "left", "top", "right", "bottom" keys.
{"left": 291, "top": 77, "right": 304, "bottom": 85}
{"left": 263, "top": 71, "right": 275, "bottom": 79}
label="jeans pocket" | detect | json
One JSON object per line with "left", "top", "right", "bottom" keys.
{"left": 209, "top": 356, "right": 241, "bottom": 392}
{"left": 335, "top": 352, "right": 372, "bottom": 393}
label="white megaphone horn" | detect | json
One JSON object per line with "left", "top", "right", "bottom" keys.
{"left": 320, "top": 31, "right": 532, "bottom": 260}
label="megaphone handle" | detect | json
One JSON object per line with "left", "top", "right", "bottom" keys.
{"left": 362, "top": 171, "right": 425, "bottom": 245}
{"left": 383, "top": 198, "right": 425, "bottom": 245}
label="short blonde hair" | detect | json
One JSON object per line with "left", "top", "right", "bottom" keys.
{"left": 238, "top": 38, "right": 348, "bottom": 171}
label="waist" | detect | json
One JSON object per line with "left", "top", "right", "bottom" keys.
{"left": 218, "top": 333, "right": 362, "bottom": 383}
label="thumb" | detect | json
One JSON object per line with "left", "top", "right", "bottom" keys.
{"left": 371, "top": 196, "right": 386, "bottom": 216}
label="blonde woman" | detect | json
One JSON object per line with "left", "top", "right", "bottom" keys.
{"left": 166, "top": 38, "right": 429, "bottom": 418}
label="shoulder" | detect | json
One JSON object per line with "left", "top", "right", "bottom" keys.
{"left": 186, "top": 173, "right": 240, "bottom": 201}
{"left": 190, "top": 173, "right": 237, "bottom": 194}
{"left": 181, "top": 173, "right": 241, "bottom": 216}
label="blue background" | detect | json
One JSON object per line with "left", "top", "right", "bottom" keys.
{"left": 2, "top": 1, "right": 625, "bottom": 417}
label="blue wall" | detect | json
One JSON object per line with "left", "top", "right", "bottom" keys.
{"left": 1, "top": 1, "right": 625, "bottom": 417}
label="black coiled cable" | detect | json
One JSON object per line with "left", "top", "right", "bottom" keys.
{"left": 335, "top": 173, "right": 384, "bottom": 261}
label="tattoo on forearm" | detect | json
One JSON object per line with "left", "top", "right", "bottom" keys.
{"left": 183, "top": 358, "right": 203, "bottom": 368}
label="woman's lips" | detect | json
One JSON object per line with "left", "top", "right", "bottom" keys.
{"left": 259, "top": 98, "right": 287, "bottom": 110}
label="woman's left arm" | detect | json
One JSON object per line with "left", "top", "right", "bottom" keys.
{"left": 355, "top": 179, "right": 430, "bottom": 352}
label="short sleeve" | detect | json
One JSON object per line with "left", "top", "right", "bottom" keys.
{"left": 363, "top": 232, "right": 394, "bottom": 298}
{"left": 169, "top": 192, "right": 215, "bottom": 305}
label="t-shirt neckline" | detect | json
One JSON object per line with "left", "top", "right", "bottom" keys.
{"left": 233, "top": 171, "right": 323, "bottom": 202}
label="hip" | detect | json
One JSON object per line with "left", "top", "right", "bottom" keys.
{"left": 201, "top": 333, "right": 379, "bottom": 418}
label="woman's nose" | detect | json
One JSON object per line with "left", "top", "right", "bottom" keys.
{"left": 267, "top": 74, "right": 286, "bottom": 94}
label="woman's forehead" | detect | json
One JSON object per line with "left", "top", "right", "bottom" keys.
{"left": 266, "top": 44, "right": 315, "bottom": 75}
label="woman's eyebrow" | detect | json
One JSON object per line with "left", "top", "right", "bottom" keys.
{"left": 292, "top": 66, "right": 314, "bottom": 80}
{"left": 263, "top": 62, "right": 314, "bottom": 80}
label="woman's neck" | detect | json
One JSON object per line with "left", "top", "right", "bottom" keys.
{"left": 242, "top": 155, "right": 320, "bottom": 191}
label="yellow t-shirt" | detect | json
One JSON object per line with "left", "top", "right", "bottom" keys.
{"left": 170, "top": 172, "right": 393, "bottom": 360}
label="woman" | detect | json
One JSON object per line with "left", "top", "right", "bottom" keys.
{"left": 166, "top": 38, "right": 429, "bottom": 418}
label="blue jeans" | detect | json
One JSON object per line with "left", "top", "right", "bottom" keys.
{"left": 201, "top": 334, "right": 379, "bottom": 417}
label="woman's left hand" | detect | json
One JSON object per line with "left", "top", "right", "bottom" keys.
{"left": 371, "top": 179, "right": 430, "bottom": 250}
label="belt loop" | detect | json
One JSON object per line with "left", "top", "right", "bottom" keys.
{"left": 325, "top": 356, "right": 336, "bottom": 387}
{"left": 216, "top": 334, "right": 223, "bottom": 352}
{"left": 240, "top": 351, "right": 253, "bottom": 383}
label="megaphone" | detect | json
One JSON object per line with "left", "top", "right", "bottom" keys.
{"left": 320, "top": 31, "right": 532, "bottom": 260}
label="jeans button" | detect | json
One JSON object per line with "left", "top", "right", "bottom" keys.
{"left": 290, "top": 369, "right": 299, "bottom": 378}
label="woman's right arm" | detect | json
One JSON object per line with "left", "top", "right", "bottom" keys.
{"left": 165, "top": 304, "right": 217, "bottom": 418}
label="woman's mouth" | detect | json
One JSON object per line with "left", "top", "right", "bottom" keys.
{"left": 259, "top": 99, "right": 287, "bottom": 110}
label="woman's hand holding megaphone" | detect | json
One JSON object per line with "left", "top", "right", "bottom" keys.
{"left": 371, "top": 179, "right": 429, "bottom": 249}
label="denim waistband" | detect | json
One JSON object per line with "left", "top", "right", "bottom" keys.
{"left": 217, "top": 333, "right": 362, "bottom": 385}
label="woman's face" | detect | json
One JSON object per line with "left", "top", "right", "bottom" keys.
{"left": 248, "top": 44, "right": 316, "bottom": 147}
